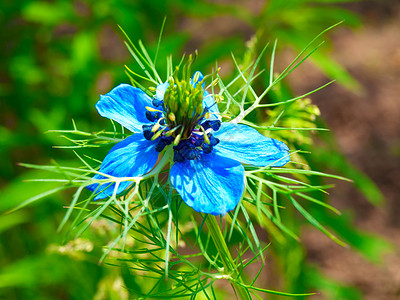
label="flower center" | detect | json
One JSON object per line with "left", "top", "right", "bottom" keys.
{"left": 141, "top": 57, "right": 221, "bottom": 162}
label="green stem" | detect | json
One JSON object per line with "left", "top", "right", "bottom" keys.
{"left": 206, "top": 215, "right": 252, "bottom": 300}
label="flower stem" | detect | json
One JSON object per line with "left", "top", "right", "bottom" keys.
{"left": 206, "top": 215, "right": 252, "bottom": 300}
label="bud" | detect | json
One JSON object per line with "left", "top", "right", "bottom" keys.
{"left": 211, "top": 78, "right": 219, "bottom": 87}
{"left": 168, "top": 113, "right": 176, "bottom": 122}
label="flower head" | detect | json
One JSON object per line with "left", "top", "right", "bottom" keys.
{"left": 88, "top": 64, "right": 290, "bottom": 215}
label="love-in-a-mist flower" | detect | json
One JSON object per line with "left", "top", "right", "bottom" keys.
{"left": 87, "top": 63, "right": 290, "bottom": 215}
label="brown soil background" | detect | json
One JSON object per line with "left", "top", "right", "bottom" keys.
{"left": 289, "top": 3, "right": 400, "bottom": 299}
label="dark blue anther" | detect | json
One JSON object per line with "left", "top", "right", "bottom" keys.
{"left": 202, "top": 143, "right": 213, "bottom": 154}
{"left": 173, "top": 139, "right": 201, "bottom": 162}
{"left": 186, "top": 140, "right": 197, "bottom": 149}
{"left": 208, "top": 135, "right": 220, "bottom": 146}
{"left": 161, "top": 135, "right": 174, "bottom": 145}
{"left": 173, "top": 151, "right": 185, "bottom": 162}
{"left": 173, "top": 142, "right": 184, "bottom": 152}
{"left": 182, "top": 148, "right": 198, "bottom": 160}
{"left": 143, "top": 124, "right": 152, "bottom": 131}
{"left": 155, "top": 141, "right": 166, "bottom": 152}
{"left": 152, "top": 98, "right": 163, "bottom": 107}
{"left": 146, "top": 111, "right": 161, "bottom": 122}
{"left": 142, "top": 125, "right": 154, "bottom": 140}
{"left": 189, "top": 134, "right": 204, "bottom": 147}
{"left": 201, "top": 120, "right": 221, "bottom": 131}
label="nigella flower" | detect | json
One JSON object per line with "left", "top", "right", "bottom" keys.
{"left": 87, "top": 68, "right": 290, "bottom": 215}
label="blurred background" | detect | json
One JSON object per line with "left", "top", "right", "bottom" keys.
{"left": 1, "top": 0, "right": 399, "bottom": 299}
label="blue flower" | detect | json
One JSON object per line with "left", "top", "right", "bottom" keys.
{"left": 87, "top": 72, "right": 290, "bottom": 215}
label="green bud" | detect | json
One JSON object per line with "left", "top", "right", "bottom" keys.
{"left": 211, "top": 78, "right": 219, "bottom": 87}
{"left": 168, "top": 113, "right": 176, "bottom": 122}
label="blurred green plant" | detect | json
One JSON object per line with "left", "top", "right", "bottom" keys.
{"left": 1, "top": 0, "right": 390, "bottom": 299}
{"left": 12, "top": 24, "right": 349, "bottom": 298}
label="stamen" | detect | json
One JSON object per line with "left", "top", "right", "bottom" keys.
{"left": 146, "top": 111, "right": 162, "bottom": 122}
{"left": 189, "top": 132, "right": 204, "bottom": 147}
{"left": 199, "top": 126, "right": 210, "bottom": 145}
{"left": 146, "top": 60, "right": 223, "bottom": 162}
{"left": 155, "top": 141, "right": 166, "bottom": 152}
{"left": 209, "top": 135, "right": 220, "bottom": 146}
{"left": 202, "top": 143, "right": 213, "bottom": 154}
{"left": 151, "top": 118, "right": 164, "bottom": 132}
{"left": 161, "top": 135, "right": 174, "bottom": 145}
{"left": 151, "top": 128, "right": 164, "bottom": 141}
{"left": 143, "top": 124, "right": 154, "bottom": 140}
{"left": 165, "top": 125, "right": 182, "bottom": 137}
{"left": 173, "top": 151, "right": 185, "bottom": 162}
{"left": 145, "top": 106, "right": 163, "bottom": 113}
{"left": 152, "top": 98, "right": 163, "bottom": 107}
{"left": 201, "top": 120, "right": 221, "bottom": 131}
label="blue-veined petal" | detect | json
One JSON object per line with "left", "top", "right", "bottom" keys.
{"left": 96, "top": 84, "right": 155, "bottom": 132}
{"left": 192, "top": 71, "right": 220, "bottom": 120}
{"left": 155, "top": 82, "right": 169, "bottom": 102}
{"left": 213, "top": 123, "right": 290, "bottom": 167}
{"left": 87, "top": 134, "right": 159, "bottom": 199}
{"left": 170, "top": 152, "right": 245, "bottom": 215}
{"left": 203, "top": 90, "right": 220, "bottom": 120}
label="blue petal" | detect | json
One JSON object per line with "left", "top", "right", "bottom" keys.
{"left": 213, "top": 123, "right": 290, "bottom": 167}
{"left": 155, "top": 82, "right": 169, "bottom": 102}
{"left": 203, "top": 90, "right": 220, "bottom": 120}
{"left": 170, "top": 152, "right": 245, "bottom": 215}
{"left": 191, "top": 71, "right": 205, "bottom": 89}
{"left": 88, "top": 177, "right": 133, "bottom": 201}
{"left": 192, "top": 71, "right": 220, "bottom": 120}
{"left": 87, "top": 134, "right": 159, "bottom": 199}
{"left": 96, "top": 84, "right": 155, "bottom": 132}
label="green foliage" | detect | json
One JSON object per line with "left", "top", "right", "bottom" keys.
{"left": 1, "top": 0, "right": 389, "bottom": 299}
